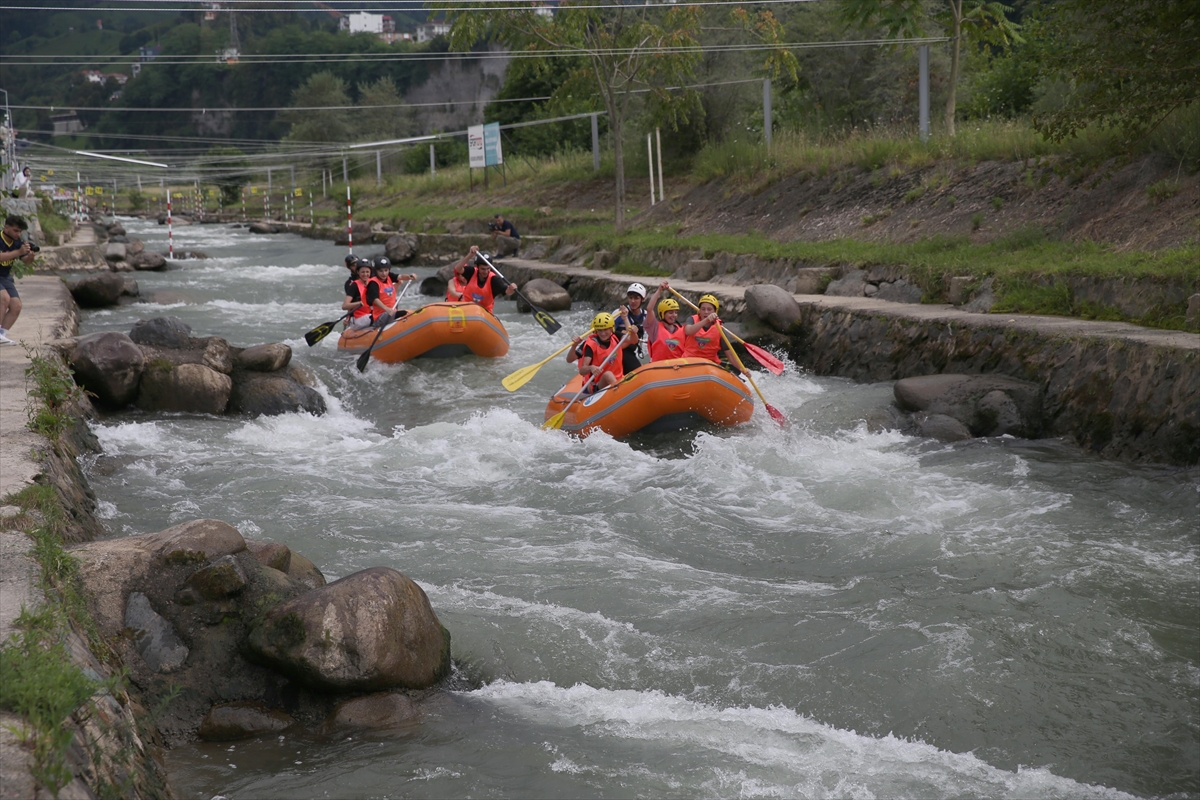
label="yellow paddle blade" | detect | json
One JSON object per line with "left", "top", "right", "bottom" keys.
{"left": 542, "top": 411, "right": 566, "bottom": 430}
{"left": 502, "top": 365, "right": 542, "bottom": 392}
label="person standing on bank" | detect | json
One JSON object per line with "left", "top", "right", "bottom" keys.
{"left": 0, "top": 215, "right": 36, "bottom": 346}
{"left": 645, "top": 281, "right": 685, "bottom": 362}
{"left": 490, "top": 214, "right": 519, "bottom": 257}
{"left": 458, "top": 251, "right": 517, "bottom": 314}
{"left": 683, "top": 293, "right": 746, "bottom": 375}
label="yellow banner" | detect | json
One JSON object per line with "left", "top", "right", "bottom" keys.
{"left": 293, "top": 188, "right": 303, "bottom": 197}
{"left": 85, "top": 187, "right": 94, "bottom": 196}
{"left": 250, "top": 187, "right": 258, "bottom": 194}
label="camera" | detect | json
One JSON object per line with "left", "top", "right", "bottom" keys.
{"left": 488, "top": 222, "right": 499, "bottom": 232}
{"left": 26, "top": 242, "right": 40, "bottom": 253}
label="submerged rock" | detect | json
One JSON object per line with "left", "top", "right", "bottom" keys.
{"left": 326, "top": 692, "right": 417, "bottom": 731}
{"left": 199, "top": 702, "right": 295, "bottom": 742}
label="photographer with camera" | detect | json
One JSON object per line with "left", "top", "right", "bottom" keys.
{"left": 489, "top": 213, "right": 519, "bottom": 258}
{"left": 0, "top": 215, "right": 37, "bottom": 346}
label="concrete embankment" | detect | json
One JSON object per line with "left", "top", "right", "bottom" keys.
{"left": 1, "top": 272, "right": 173, "bottom": 797}
{"left": 497, "top": 259, "right": 1200, "bottom": 466}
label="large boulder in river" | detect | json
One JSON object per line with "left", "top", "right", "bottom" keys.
{"left": 137, "top": 361, "right": 232, "bottom": 414}
{"left": 744, "top": 284, "right": 801, "bottom": 333}
{"left": 515, "top": 278, "right": 571, "bottom": 313}
{"left": 131, "top": 251, "right": 168, "bottom": 271}
{"left": 70, "top": 331, "right": 145, "bottom": 409}
{"left": 246, "top": 566, "right": 451, "bottom": 692}
{"left": 130, "top": 316, "right": 192, "bottom": 349}
{"left": 105, "top": 242, "right": 127, "bottom": 263}
{"left": 248, "top": 222, "right": 279, "bottom": 234}
{"left": 894, "top": 373, "right": 1044, "bottom": 438}
{"left": 69, "top": 272, "right": 126, "bottom": 308}
{"left": 235, "top": 343, "right": 291, "bottom": 372}
{"left": 384, "top": 232, "right": 419, "bottom": 263}
{"left": 229, "top": 372, "right": 326, "bottom": 417}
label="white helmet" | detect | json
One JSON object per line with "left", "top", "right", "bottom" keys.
{"left": 626, "top": 282, "right": 647, "bottom": 298}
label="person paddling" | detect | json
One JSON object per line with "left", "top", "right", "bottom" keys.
{"left": 576, "top": 312, "right": 636, "bottom": 393}
{"left": 342, "top": 259, "right": 376, "bottom": 330}
{"left": 458, "top": 251, "right": 516, "bottom": 313}
{"left": 645, "top": 281, "right": 685, "bottom": 362}
{"left": 367, "top": 257, "right": 417, "bottom": 322}
{"left": 683, "top": 294, "right": 746, "bottom": 375}
{"left": 614, "top": 282, "right": 648, "bottom": 374}
{"left": 445, "top": 246, "right": 478, "bottom": 302}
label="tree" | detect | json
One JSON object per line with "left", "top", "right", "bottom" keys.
{"left": 280, "top": 71, "right": 352, "bottom": 143}
{"left": 204, "top": 146, "right": 250, "bottom": 207}
{"left": 1033, "top": 0, "right": 1200, "bottom": 147}
{"left": 356, "top": 76, "right": 415, "bottom": 142}
{"left": 840, "top": 0, "right": 1021, "bottom": 136}
{"left": 446, "top": 3, "right": 709, "bottom": 232}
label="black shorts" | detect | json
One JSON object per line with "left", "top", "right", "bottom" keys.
{"left": 0, "top": 274, "right": 17, "bottom": 298}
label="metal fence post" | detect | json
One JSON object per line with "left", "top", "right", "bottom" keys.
{"left": 919, "top": 45, "right": 930, "bottom": 142}
{"left": 591, "top": 113, "right": 601, "bottom": 172}
{"left": 764, "top": 77, "right": 772, "bottom": 150}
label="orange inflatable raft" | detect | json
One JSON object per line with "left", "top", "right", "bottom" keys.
{"left": 545, "top": 357, "right": 754, "bottom": 438}
{"left": 337, "top": 302, "right": 509, "bottom": 364}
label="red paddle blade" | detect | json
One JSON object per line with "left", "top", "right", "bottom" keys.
{"left": 743, "top": 342, "right": 785, "bottom": 376}
{"left": 765, "top": 402, "right": 789, "bottom": 428}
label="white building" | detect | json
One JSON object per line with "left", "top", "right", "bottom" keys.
{"left": 339, "top": 11, "right": 399, "bottom": 43}
{"left": 416, "top": 22, "right": 450, "bottom": 42}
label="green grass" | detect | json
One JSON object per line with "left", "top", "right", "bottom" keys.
{"left": 0, "top": 483, "right": 123, "bottom": 796}
{"left": 25, "top": 352, "right": 84, "bottom": 442}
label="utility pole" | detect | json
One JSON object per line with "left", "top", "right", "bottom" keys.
{"left": 919, "top": 45, "right": 930, "bottom": 142}
{"left": 763, "top": 78, "right": 773, "bottom": 150}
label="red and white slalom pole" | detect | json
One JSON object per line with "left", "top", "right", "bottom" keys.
{"left": 167, "top": 189, "right": 174, "bottom": 258}
{"left": 346, "top": 185, "right": 353, "bottom": 255}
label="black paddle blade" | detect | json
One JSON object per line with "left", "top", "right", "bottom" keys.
{"left": 356, "top": 349, "right": 372, "bottom": 372}
{"left": 305, "top": 320, "right": 339, "bottom": 347}
{"left": 531, "top": 306, "right": 562, "bottom": 335}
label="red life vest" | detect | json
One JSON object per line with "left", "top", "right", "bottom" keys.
{"left": 445, "top": 274, "right": 467, "bottom": 302}
{"left": 581, "top": 332, "right": 625, "bottom": 383}
{"left": 682, "top": 315, "right": 722, "bottom": 362}
{"left": 648, "top": 321, "right": 685, "bottom": 362}
{"left": 370, "top": 275, "right": 397, "bottom": 321}
{"left": 467, "top": 270, "right": 497, "bottom": 313}
{"left": 351, "top": 279, "right": 373, "bottom": 320}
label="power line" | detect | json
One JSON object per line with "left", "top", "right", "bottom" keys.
{"left": 2, "top": 37, "right": 946, "bottom": 69}
{"left": 2, "top": 0, "right": 820, "bottom": 12}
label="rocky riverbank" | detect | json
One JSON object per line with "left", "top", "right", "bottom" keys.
{"left": 0, "top": 273, "right": 455, "bottom": 797}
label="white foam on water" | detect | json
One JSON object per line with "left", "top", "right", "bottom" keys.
{"left": 470, "top": 681, "right": 1137, "bottom": 800}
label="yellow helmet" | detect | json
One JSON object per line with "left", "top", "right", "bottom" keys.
{"left": 656, "top": 298, "right": 680, "bottom": 319}
{"left": 591, "top": 312, "right": 616, "bottom": 331}
{"left": 699, "top": 294, "right": 721, "bottom": 311}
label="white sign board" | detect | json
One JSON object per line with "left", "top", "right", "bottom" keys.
{"left": 468, "top": 125, "right": 486, "bottom": 169}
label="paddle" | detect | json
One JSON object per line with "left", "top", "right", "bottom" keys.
{"left": 353, "top": 280, "right": 413, "bottom": 372}
{"left": 668, "top": 287, "right": 785, "bottom": 375}
{"left": 502, "top": 333, "right": 587, "bottom": 392}
{"left": 717, "top": 326, "right": 788, "bottom": 427}
{"left": 305, "top": 313, "right": 349, "bottom": 347}
{"left": 543, "top": 330, "right": 631, "bottom": 430}
{"left": 355, "top": 312, "right": 395, "bottom": 372}
{"left": 477, "top": 253, "right": 562, "bottom": 335}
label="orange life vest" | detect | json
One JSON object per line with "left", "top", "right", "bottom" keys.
{"left": 445, "top": 274, "right": 467, "bottom": 302}
{"left": 351, "top": 279, "right": 373, "bottom": 320}
{"left": 466, "top": 270, "right": 497, "bottom": 313}
{"left": 682, "top": 315, "right": 722, "bottom": 362}
{"left": 581, "top": 332, "right": 625, "bottom": 383}
{"left": 649, "top": 321, "right": 685, "bottom": 362}
{"left": 370, "top": 275, "right": 397, "bottom": 321}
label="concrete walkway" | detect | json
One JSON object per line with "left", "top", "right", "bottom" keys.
{"left": 502, "top": 258, "right": 1200, "bottom": 352}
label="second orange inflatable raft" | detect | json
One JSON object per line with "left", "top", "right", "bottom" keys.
{"left": 337, "top": 302, "right": 509, "bottom": 364}
{"left": 545, "top": 357, "right": 754, "bottom": 438}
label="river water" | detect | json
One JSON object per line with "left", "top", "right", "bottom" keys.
{"left": 75, "top": 219, "right": 1198, "bottom": 799}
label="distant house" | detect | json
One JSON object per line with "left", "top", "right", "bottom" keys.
{"left": 415, "top": 21, "right": 450, "bottom": 42}
{"left": 50, "top": 112, "right": 84, "bottom": 136}
{"left": 340, "top": 11, "right": 399, "bottom": 43}
{"left": 138, "top": 45, "right": 162, "bottom": 62}
{"left": 82, "top": 70, "right": 105, "bottom": 84}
